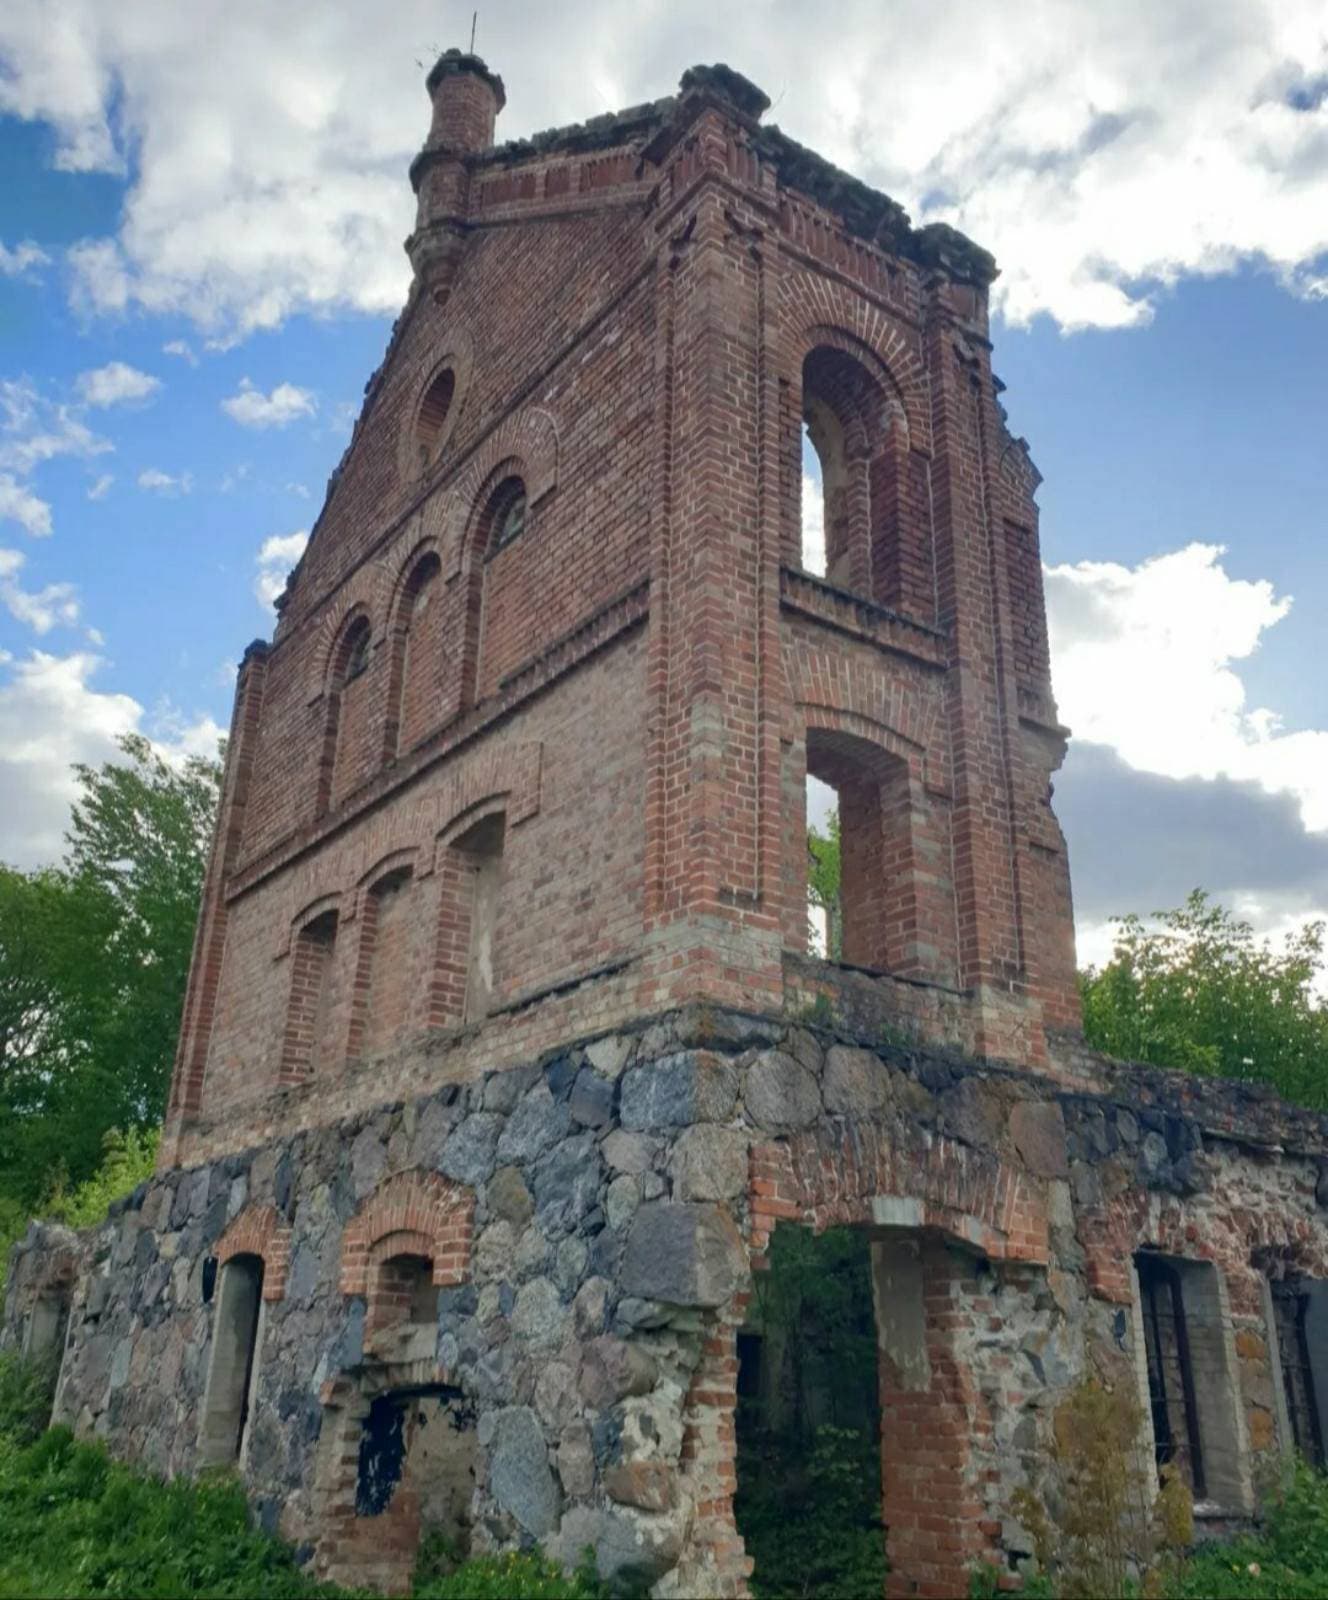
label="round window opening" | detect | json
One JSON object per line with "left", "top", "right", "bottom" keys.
{"left": 490, "top": 478, "right": 527, "bottom": 551}
{"left": 415, "top": 368, "right": 456, "bottom": 470}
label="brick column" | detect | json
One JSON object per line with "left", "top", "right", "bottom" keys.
{"left": 924, "top": 279, "right": 1042, "bottom": 1060}
{"left": 161, "top": 639, "right": 268, "bottom": 1154}
{"left": 641, "top": 108, "right": 783, "bottom": 1013}
{"left": 875, "top": 1238, "right": 991, "bottom": 1599}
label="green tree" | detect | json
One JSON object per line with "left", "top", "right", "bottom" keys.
{"left": 807, "top": 813, "right": 842, "bottom": 960}
{"left": 0, "top": 734, "right": 221, "bottom": 1208}
{"left": 1080, "top": 890, "right": 1328, "bottom": 1108}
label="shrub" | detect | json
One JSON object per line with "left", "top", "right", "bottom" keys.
{"left": 736, "top": 1422, "right": 887, "bottom": 1599}
{"left": 1166, "top": 1461, "right": 1328, "bottom": 1599}
{"left": 0, "top": 1419, "right": 620, "bottom": 1599}
{"left": 0, "top": 1426, "right": 338, "bottom": 1598}
{"left": 1009, "top": 1379, "right": 1189, "bottom": 1599}
{"left": 0, "top": 1351, "right": 58, "bottom": 1446}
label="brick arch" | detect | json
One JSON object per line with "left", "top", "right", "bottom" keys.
{"left": 339, "top": 1170, "right": 475, "bottom": 1297}
{"left": 215, "top": 1203, "right": 292, "bottom": 1301}
{"left": 427, "top": 741, "right": 543, "bottom": 866}
{"left": 442, "top": 405, "right": 560, "bottom": 577}
{"left": 351, "top": 846, "right": 420, "bottom": 920}
{"left": 793, "top": 667, "right": 943, "bottom": 789}
{"left": 776, "top": 270, "right": 929, "bottom": 448}
{"left": 799, "top": 323, "right": 911, "bottom": 446}
{"left": 314, "top": 591, "right": 383, "bottom": 695}
{"left": 277, "top": 891, "right": 342, "bottom": 958}
{"left": 749, "top": 1122, "right": 1049, "bottom": 1267}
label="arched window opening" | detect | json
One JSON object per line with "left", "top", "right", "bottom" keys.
{"left": 200, "top": 1254, "right": 265, "bottom": 1467}
{"left": 320, "top": 614, "right": 374, "bottom": 813}
{"left": 805, "top": 730, "right": 911, "bottom": 974}
{"left": 415, "top": 368, "right": 456, "bottom": 471}
{"left": 800, "top": 346, "right": 895, "bottom": 602}
{"left": 800, "top": 422, "right": 827, "bottom": 579}
{"left": 429, "top": 810, "right": 507, "bottom": 1028}
{"left": 280, "top": 909, "right": 338, "bottom": 1083}
{"left": 349, "top": 868, "right": 415, "bottom": 1061}
{"left": 386, "top": 552, "right": 443, "bottom": 759}
{"left": 486, "top": 476, "right": 528, "bottom": 555}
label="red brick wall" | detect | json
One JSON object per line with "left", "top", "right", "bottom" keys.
{"left": 197, "top": 641, "right": 646, "bottom": 1120}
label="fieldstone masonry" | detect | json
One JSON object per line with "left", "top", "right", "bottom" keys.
{"left": 6, "top": 50, "right": 1328, "bottom": 1600}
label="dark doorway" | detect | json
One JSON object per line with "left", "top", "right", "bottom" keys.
{"left": 734, "top": 1224, "right": 886, "bottom": 1597}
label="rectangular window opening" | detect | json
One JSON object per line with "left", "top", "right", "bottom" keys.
{"left": 1272, "top": 1278, "right": 1327, "bottom": 1468}
{"left": 1136, "top": 1253, "right": 1206, "bottom": 1499}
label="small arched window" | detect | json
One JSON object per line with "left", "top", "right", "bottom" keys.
{"left": 344, "top": 621, "right": 371, "bottom": 680}
{"left": 386, "top": 551, "right": 443, "bottom": 757}
{"left": 486, "top": 476, "right": 528, "bottom": 554}
{"left": 415, "top": 368, "right": 456, "bottom": 471}
{"left": 319, "top": 614, "right": 375, "bottom": 814}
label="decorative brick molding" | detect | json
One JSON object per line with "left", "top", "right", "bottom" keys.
{"left": 339, "top": 1170, "right": 475, "bottom": 1299}
{"left": 749, "top": 1123, "right": 1050, "bottom": 1268}
{"left": 215, "top": 1204, "right": 292, "bottom": 1301}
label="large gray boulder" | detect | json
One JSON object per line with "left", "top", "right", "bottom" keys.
{"left": 489, "top": 1406, "right": 560, "bottom": 1535}
{"left": 620, "top": 1202, "right": 746, "bottom": 1307}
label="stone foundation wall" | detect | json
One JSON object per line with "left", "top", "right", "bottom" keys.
{"left": 7, "top": 1008, "right": 1328, "bottom": 1597}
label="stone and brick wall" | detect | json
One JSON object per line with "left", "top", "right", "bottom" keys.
{"left": 10, "top": 1006, "right": 1328, "bottom": 1597}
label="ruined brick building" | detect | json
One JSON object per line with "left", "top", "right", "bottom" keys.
{"left": 6, "top": 54, "right": 1328, "bottom": 1600}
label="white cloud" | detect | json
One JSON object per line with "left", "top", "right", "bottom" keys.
{"left": 0, "top": 546, "right": 79, "bottom": 633}
{"left": 0, "top": 651, "right": 139, "bottom": 866}
{"left": 86, "top": 471, "right": 114, "bottom": 501}
{"left": 162, "top": 338, "right": 197, "bottom": 364}
{"left": 222, "top": 379, "right": 316, "bottom": 428}
{"left": 0, "top": 648, "right": 222, "bottom": 868}
{"left": 0, "top": 376, "right": 111, "bottom": 477}
{"left": 137, "top": 466, "right": 193, "bottom": 494}
{"left": 800, "top": 469, "right": 825, "bottom": 576}
{"left": 0, "top": 471, "right": 53, "bottom": 536}
{"left": 66, "top": 237, "right": 131, "bottom": 315}
{"left": 1046, "top": 542, "right": 1328, "bottom": 833}
{"left": 254, "top": 529, "right": 308, "bottom": 607}
{"left": 75, "top": 360, "right": 161, "bottom": 407}
{"left": 0, "top": 1, "right": 1322, "bottom": 337}
{"left": 0, "top": 238, "right": 49, "bottom": 278}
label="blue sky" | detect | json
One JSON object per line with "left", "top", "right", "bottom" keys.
{"left": 1, "top": 0, "right": 1326, "bottom": 968}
